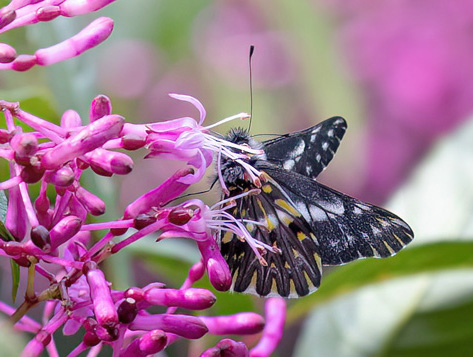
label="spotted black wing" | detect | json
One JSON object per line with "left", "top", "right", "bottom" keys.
{"left": 262, "top": 117, "right": 347, "bottom": 179}
{"left": 220, "top": 179, "right": 322, "bottom": 298}
{"left": 258, "top": 164, "right": 414, "bottom": 265}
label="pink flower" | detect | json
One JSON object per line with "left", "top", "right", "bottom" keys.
{"left": 0, "top": 1, "right": 117, "bottom": 70}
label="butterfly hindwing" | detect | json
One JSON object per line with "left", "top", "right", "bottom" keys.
{"left": 258, "top": 164, "right": 414, "bottom": 265}
{"left": 220, "top": 179, "right": 322, "bottom": 298}
{"left": 262, "top": 116, "right": 347, "bottom": 179}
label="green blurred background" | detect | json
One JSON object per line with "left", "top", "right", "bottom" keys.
{"left": 2, "top": 0, "right": 473, "bottom": 356}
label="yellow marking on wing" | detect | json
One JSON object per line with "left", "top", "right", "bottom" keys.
{"left": 313, "top": 252, "right": 322, "bottom": 270}
{"left": 275, "top": 199, "right": 301, "bottom": 217}
{"left": 383, "top": 241, "right": 395, "bottom": 255}
{"left": 266, "top": 215, "right": 276, "bottom": 231}
{"left": 289, "top": 279, "right": 297, "bottom": 296}
{"left": 262, "top": 184, "right": 272, "bottom": 193}
{"left": 303, "top": 271, "right": 313, "bottom": 286}
{"left": 310, "top": 233, "right": 318, "bottom": 244}
{"left": 297, "top": 232, "right": 306, "bottom": 241}
{"left": 376, "top": 218, "right": 390, "bottom": 227}
{"left": 284, "top": 261, "right": 290, "bottom": 268}
{"left": 292, "top": 249, "right": 300, "bottom": 258}
{"left": 241, "top": 209, "right": 247, "bottom": 217}
{"left": 393, "top": 234, "right": 405, "bottom": 246}
{"left": 256, "top": 199, "right": 267, "bottom": 218}
{"left": 222, "top": 231, "right": 233, "bottom": 244}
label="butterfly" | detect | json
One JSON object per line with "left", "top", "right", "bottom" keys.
{"left": 217, "top": 117, "right": 414, "bottom": 298}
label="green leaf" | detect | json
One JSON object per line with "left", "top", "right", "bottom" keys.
{"left": 0, "top": 190, "right": 7, "bottom": 223}
{"left": 287, "top": 241, "right": 473, "bottom": 325}
{"left": 293, "top": 271, "right": 473, "bottom": 357}
{"left": 10, "top": 260, "right": 20, "bottom": 302}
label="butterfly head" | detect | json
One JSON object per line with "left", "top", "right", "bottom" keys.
{"left": 219, "top": 128, "right": 266, "bottom": 190}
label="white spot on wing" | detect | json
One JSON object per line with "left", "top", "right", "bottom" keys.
{"left": 294, "top": 201, "right": 309, "bottom": 220}
{"left": 283, "top": 159, "right": 295, "bottom": 170}
{"left": 322, "top": 142, "right": 329, "bottom": 151}
{"left": 291, "top": 140, "right": 305, "bottom": 158}
{"left": 327, "top": 129, "right": 334, "bottom": 137}
{"left": 371, "top": 226, "right": 381, "bottom": 235}
{"left": 316, "top": 154, "right": 321, "bottom": 162}
{"left": 309, "top": 205, "right": 328, "bottom": 221}
{"left": 353, "top": 206, "right": 363, "bottom": 215}
{"left": 310, "top": 134, "right": 316, "bottom": 143}
{"left": 317, "top": 200, "right": 345, "bottom": 215}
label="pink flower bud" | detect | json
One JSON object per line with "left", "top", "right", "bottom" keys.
{"left": 122, "top": 133, "right": 146, "bottom": 150}
{"left": 0, "top": 9, "right": 16, "bottom": 30}
{"left": 129, "top": 314, "right": 208, "bottom": 339}
{"left": 60, "top": 0, "right": 117, "bottom": 16}
{"left": 20, "top": 163, "right": 45, "bottom": 183}
{"left": 124, "top": 168, "right": 193, "bottom": 219}
{"left": 117, "top": 298, "right": 138, "bottom": 324}
{"left": 84, "top": 148, "right": 133, "bottom": 175}
{"left": 198, "top": 238, "right": 232, "bottom": 292}
{"left": 34, "top": 193, "right": 50, "bottom": 213}
{"left": 86, "top": 268, "right": 118, "bottom": 329}
{"left": 41, "top": 114, "right": 124, "bottom": 170}
{"left": 35, "top": 17, "right": 114, "bottom": 66}
{"left": 120, "top": 330, "right": 167, "bottom": 357}
{"left": 0, "top": 43, "right": 16, "bottom": 63}
{"left": 133, "top": 214, "right": 157, "bottom": 230}
{"left": 89, "top": 94, "right": 112, "bottom": 122}
{"left": 30, "top": 225, "right": 51, "bottom": 251}
{"left": 47, "top": 166, "right": 75, "bottom": 187}
{"left": 49, "top": 215, "right": 82, "bottom": 249}
{"left": 144, "top": 288, "right": 216, "bottom": 310}
{"left": 11, "top": 54, "right": 36, "bottom": 71}
{"left": 75, "top": 186, "right": 106, "bottom": 216}
{"left": 200, "top": 313, "right": 265, "bottom": 335}
{"left": 21, "top": 331, "right": 51, "bottom": 357}
{"left": 201, "top": 339, "right": 249, "bottom": 357}
{"left": 61, "top": 109, "right": 82, "bottom": 128}
{"left": 36, "top": 6, "right": 60, "bottom": 22}
{"left": 10, "top": 132, "right": 38, "bottom": 154}
{"left": 250, "top": 298, "right": 286, "bottom": 357}
{"left": 6, "top": 185, "right": 27, "bottom": 240}
{"left": 0, "top": 128, "right": 12, "bottom": 143}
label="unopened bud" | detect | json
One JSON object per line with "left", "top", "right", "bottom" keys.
{"left": 117, "top": 298, "right": 138, "bottom": 324}
{"left": 30, "top": 225, "right": 51, "bottom": 252}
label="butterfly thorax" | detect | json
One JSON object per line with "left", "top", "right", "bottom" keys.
{"left": 221, "top": 128, "right": 266, "bottom": 190}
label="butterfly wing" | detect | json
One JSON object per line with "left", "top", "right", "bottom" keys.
{"left": 220, "top": 179, "right": 322, "bottom": 298}
{"left": 257, "top": 163, "right": 414, "bottom": 265}
{"left": 262, "top": 116, "right": 347, "bottom": 179}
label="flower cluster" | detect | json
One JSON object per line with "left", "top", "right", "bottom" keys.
{"left": 0, "top": 0, "right": 116, "bottom": 71}
{"left": 0, "top": 94, "right": 286, "bottom": 356}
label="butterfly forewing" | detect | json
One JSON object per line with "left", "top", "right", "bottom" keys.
{"left": 258, "top": 164, "right": 414, "bottom": 265}
{"left": 220, "top": 179, "right": 322, "bottom": 298}
{"left": 263, "top": 116, "right": 347, "bottom": 179}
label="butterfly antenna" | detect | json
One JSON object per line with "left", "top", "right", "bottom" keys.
{"left": 248, "top": 45, "right": 255, "bottom": 133}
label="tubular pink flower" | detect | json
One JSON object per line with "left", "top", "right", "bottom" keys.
{"left": 83, "top": 148, "right": 134, "bottom": 175}
{"left": 120, "top": 329, "right": 167, "bottom": 356}
{"left": 129, "top": 314, "right": 208, "bottom": 339}
{"left": 124, "top": 167, "right": 193, "bottom": 219}
{"left": 35, "top": 17, "right": 113, "bottom": 66}
{"left": 86, "top": 265, "right": 118, "bottom": 329}
{"left": 144, "top": 287, "right": 216, "bottom": 310}
{"left": 250, "top": 298, "right": 286, "bottom": 357}
{"left": 89, "top": 94, "right": 112, "bottom": 122}
{"left": 46, "top": 166, "right": 75, "bottom": 187}
{"left": 74, "top": 186, "right": 106, "bottom": 216}
{"left": 41, "top": 114, "right": 124, "bottom": 170}
{"left": 200, "top": 313, "right": 265, "bottom": 335}
{"left": 61, "top": 109, "right": 82, "bottom": 128}
{"left": 198, "top": 238, "right": 232, "bottom": 292}
{"left": 0, "top": 43, "right": 15, "bottom": 62}
{"left": 201, "top": 339, "right": 249, "bottom": 357}
{"left": 5, "top": 182, "right": 27, "bottom": 240}
{"left": 49, "top": 215, "right": 82, "bottom": 249}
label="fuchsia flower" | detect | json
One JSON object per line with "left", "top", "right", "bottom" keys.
{"left": 0, "top": 0, "right": 116, "bottom": 70}
{"left": 0, "top": 95, "right": 286, "bottom": 356}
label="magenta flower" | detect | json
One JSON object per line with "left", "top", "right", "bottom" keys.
{"left": 0, "top": 95, "right": 287, "bottom": 356}
{"left": 0, "top": 0, "right": 117, "bottom": 70}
